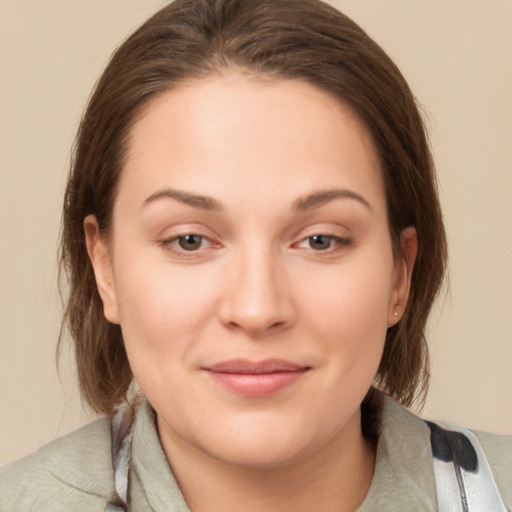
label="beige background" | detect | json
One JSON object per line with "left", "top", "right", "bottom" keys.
{"left": 1, "top": 0, "right": 510, "bottom": 466}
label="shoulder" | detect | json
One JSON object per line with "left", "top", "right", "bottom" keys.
{"left": 360, "top": 393, "right": 438, "bottom": 510}
{"left": 0, "top": 417, "right": 116, "bottom": 512}
{"left": 367, "top": 392, "right": 511, "bottom": 510}
{"left": 472, "top": 428, "right": 512, "bottom": 507}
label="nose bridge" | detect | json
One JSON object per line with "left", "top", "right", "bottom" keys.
{"left": 219, "top": 241, "right": 295, "bottom": 334}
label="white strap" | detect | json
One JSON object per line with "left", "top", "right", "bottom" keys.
{"left": 431, "top": 425, "right": 507, "bottom": 512}
{"left": 106, "top": 403, "right": 135, "bottom": 511}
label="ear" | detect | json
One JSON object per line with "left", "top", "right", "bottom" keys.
{"left": 387, "top": 227, "right": 418, "bottom": 327}
{"left": 84, "top": 215, "right": 120, "bottom": 324}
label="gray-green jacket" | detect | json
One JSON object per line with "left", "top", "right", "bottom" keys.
{"left": 1, "top": 394, "right": 510, "bottom": 511}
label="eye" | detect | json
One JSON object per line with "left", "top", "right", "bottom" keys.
{"left": 308, "top": 234, "right": 334, "bottom": 250}
{"left": 296, "top": 234, "right": 350, "bottom": 251}
{"left": 176, "top": 234, "right": 205, "bottom": 251}
{"left": 161, "top": 233, "right": 210, "bottom": 253}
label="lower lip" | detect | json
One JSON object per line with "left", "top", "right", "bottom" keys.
{"left": 204, "top": 370, "right": 308, "bottom": 397}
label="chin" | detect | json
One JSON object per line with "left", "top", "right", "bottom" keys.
{"left": 192, "top": 413, "right": 328, "bottom": 469}
{"left": 208, "top": 436, "right": 311, "bottom": 469}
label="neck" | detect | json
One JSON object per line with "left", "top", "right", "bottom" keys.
{"left": 158, "top": 410, "right": 376, "bottom": 512}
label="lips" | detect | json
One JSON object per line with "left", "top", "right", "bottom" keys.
{"left": 202, "top": 359, "right": 310, "bottom": 397}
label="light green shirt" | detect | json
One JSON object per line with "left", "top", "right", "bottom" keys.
{"left": 1, "top": 394, "right": 510, "bottom": 511}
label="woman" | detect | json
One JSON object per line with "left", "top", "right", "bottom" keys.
{"left": 1, "top": 0, "right": 510, "bottom": 510}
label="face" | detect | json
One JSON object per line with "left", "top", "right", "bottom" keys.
{"left": 86, "top": 76, "right": 415, "bottom": 468}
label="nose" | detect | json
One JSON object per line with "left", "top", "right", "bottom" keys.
{"left": 217, "top": 246, "right": 297, "bottom": 336}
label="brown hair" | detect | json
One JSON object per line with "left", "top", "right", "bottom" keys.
{"left": 60, "top": 0, "right": 447, "bottom": 416}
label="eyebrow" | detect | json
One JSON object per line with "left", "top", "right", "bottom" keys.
{"left": 142, "top": 187, "right": 372, "bottom": 213}
{"left": 142, "top": 188, "right": 222, "bottom": 211}
{"left": 293, "top": 189, "right": 373, "bottom": 212}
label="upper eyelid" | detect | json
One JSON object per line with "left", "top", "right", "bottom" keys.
{"left": 158, "top": 225, "right": 218, "bottom": 242}
{"left": 293, "top": 226, "right": 351, "bottom": 242}
{"left": 156, "top": 220, "right": 352, "bottom": 243}
{"left": 290, "top": 219, "right": 351, "bottom": 237}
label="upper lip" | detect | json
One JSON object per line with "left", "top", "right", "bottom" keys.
{"left": 203, "top": 359, "right": 309, "bottom": 374}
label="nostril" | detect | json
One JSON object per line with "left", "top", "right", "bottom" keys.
{"left": 223, "top": 317, "right": 288, "bottom": 336}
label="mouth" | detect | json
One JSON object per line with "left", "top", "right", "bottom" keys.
{"left": 202, "top": 359, "right": 310, "bottom": 397}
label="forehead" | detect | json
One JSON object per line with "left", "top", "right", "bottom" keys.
{"left": 119, "top": 76, "right": 386, "bottom": 214}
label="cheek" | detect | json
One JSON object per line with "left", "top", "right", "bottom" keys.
{"left": 113, "top": 238, "right": 218, "bottom": 323}
{"left": 296, "top": 247, "right": 394, "bottom": 381}
{"left": 110, "top": 248, "right": 222, "bottom": 378}
{"left": 302, "top": 252, "right": 393, "bottom": 334}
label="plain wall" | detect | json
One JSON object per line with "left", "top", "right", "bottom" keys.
{"left": 1, "top": 0, "right": 511, "bottom": 465}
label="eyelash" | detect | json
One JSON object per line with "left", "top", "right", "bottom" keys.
{"left": 160, "top": 234, "right": 216, "bottom": 256}
{"left": 295, "top": 234, "right": 351, "bottom": 252}
{"left": 160, "top": 232, "right": 351, "bottom": 257}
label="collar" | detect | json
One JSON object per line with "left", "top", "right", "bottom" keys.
{"left": 358, "top": 392, "right": 437, "bottom": 510}
{"left": 128, "top": 394, "right": 438, "bottom": 511}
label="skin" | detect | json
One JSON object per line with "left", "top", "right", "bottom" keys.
{"left": 85, "top": 76, "right": 417, "bottom": 511}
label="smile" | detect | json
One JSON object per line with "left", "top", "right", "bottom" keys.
{"left": 202, "top": 359, "right": 310, "bottom": 397}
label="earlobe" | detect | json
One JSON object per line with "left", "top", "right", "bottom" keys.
{"left": 388, "top": 227, "right": 418, "bottom": 326}
{"left": 84, "top": 215, "right": 120, "bottom": 324}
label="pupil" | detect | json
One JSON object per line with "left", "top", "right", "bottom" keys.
{"left": 179, "top": 235, "right": 202, "bottom": 251}
{"left": 310, "top": 235, "right": 331, "bottom": 250}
